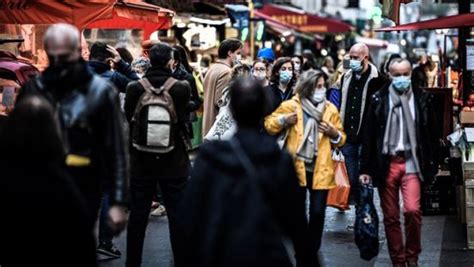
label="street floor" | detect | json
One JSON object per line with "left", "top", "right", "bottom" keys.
{"left": 99, "top": 190, "right": 474, "bottom": 267}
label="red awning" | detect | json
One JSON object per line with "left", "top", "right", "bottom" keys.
{"left": 0, "top": 0, "right": 174, "bottom": 38}
{"left": 254, "top": 4, "right": 353, "bottom": 34}
{"left": 376, "top": 12, "right": 474, "bottom": 32}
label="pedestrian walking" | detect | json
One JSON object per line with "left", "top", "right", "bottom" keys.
{"left": 124, "top": 42, "right": 191, "bottom": 267}
{"left": 265, "top": 57, "right": 296, "bottom": 113}
{"left": 252, "top": 58, "right": 271, "bottom": 87}
{"left": 337, "top": 43, "right": 380, "bottom": 206}
{"left": 179, "top": 78, "right": 301, "bottom": 267}
{"left": 265, "top": 70, "right": 346, "bottom": 266}
{"left": 359, "top": 58, "right": 439, "bottom": 267}
{"left": 0, "top": 95, "right": 97, "bottom": 267}
{"left": 18, "top": 23, "right": 129, "bottom": 231}
{"left": 202, "top": 39, "right": 242, "bottom": 137}
{"left": 88, "top": 41, "right": 139, "bottom": 259}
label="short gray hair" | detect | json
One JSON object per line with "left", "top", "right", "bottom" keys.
{"left": 43, "top": 23, "right": 80, "bottom": 51}
{"left": 295, "top": 69, "right": 326, "bottom": 99}
{"left": 389, "top": 58, "right": 412, "bottom": 72}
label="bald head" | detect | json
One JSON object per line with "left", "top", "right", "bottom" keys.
{"left": 389, "top": 58, "right": 412, "bottom": 77}
{"left": 43, "top": 23, "right": 81, "bottom": 66}
{"left": 349, "top": 43, "right": 369, "bottom": 73}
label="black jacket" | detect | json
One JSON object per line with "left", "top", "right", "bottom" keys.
{"left": 173, "top": 64, "right": 202, "bottom": 113}
{"left": 265, "top": 82, "right": 294, "bottom": 115}
{"left": 88, "top": 59, "right": 140, "bottom": 93}
{"left": 360, "top": 84, "right": 440, "bottom": 187}
{"left": 19, "top": 61, "right": 129, "bottom": 205}
{"left": 178, "top": 129, "right": 301, "bottom": 267}
{"left": 125, "top": 66, "right": 191, "bottom": 178}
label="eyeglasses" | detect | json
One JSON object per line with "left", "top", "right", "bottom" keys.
{"left": 254, "top": 68, "right": 266, "bottom": 72}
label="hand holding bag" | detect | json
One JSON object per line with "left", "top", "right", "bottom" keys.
{"left": 327, "top": 149, "right": 351, "bottom": 210}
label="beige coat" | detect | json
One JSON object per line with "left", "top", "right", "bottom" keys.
{"left": 202, "top": 60, "right": 232, "bottom": 137}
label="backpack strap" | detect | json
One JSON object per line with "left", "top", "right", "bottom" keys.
{"left": 139, "top": 77, "right": 179, "bottom": 95}
{"left": 161, "top": 77, "right": 179, "bottom": 93}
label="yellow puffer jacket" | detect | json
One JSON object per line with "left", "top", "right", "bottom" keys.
{"left": 265, "top": 95, "right": 346, "bottom": 190}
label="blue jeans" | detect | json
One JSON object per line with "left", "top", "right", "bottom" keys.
{"left": 98, "top": 193, "right": 113, "bottom": 244}
{"left": 341, "top": 142, "right": 362, "bottom": 205}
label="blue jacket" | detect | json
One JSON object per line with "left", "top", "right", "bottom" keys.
{"left": 88, "top": 60, "right": 140, "bottom": 93}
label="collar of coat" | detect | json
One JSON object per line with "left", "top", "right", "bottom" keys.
{"left": 339, "top": 63, "right": 379, "bottom": 135}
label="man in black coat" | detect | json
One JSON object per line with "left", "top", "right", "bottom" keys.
{"left": 178, "top": 78, "right": 304, "bottom": 267}
{"left": 359, "top": 59, "right": 439, "bottom": 267}
{"left": 19, "top": 23, "right": 129, "bottom": 232}
{"left": 124, "top": 43, "right": 191, "bottom": 267}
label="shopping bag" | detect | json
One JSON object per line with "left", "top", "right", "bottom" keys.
{"left": 327, "top": 150, "right": 350, "bottom": 210}
{"left": 354, "top": 184, "right": 379, "bottom": 261}
{"left": 204, "top": 86, "right": 237, "bottom": 141}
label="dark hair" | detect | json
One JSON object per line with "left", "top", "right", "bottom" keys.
{"left": 291, "top": 55, "right": 303, "bottom": 64}
{"left": 116, "top": 47, "right": 134, "bottom": 64}
{"left": 382, "top": 53, "right": 401, "bottom": 75}
{"left": 218, "top": 39, "right": 242, "bottom": 59}
{"left": 229, "top": 78, "right": 268, "bottom": 128}
{"left": 173, "top": 45, "right": 193, "bottom": 73}
{"left": 231, "top": 64, "right": 252, "bottom": 80}
{"left": 149, "top": 43, "right": 173, "bottom": 67}
{"left": 302, "top": 60, "right": 317, "bottom": 72}
{"left": 0, "top": 95, "right": 65, "bottom": 163}
{"left": 252, "top": 58, "right": 270, "bottom": 70}
{"left": 270, "top": 57, "right": 295, "bottom": 85}
{"left": 89, "top": 42, "right": 113, "bottom": 62}
{"left": 295, "top": 69, "right": 327, "bottom": 99}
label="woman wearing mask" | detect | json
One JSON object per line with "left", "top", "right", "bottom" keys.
{"left": 265, "top": 70, "right": 346, "bottom": 267}
{"left": 265, "top": 57, "right": 296, "bottom": 113}
{"left": 292, "top": 55, "right": 303, "bottom": 79}
{"left": 252, "top": 59, "right": 270, "bottom": 87}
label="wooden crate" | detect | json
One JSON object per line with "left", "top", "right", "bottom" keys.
{"left": 468, "top": 223, "right": 474, "bottom": 250}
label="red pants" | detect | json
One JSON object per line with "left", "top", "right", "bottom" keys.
{"left": 380, "top": 158, "right": 422, "bottom": 264}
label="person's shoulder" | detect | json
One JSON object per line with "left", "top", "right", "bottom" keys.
{"left": 324, "top": 100, "right": 339, "bottom": 113}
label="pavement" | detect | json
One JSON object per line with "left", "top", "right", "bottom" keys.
{"left": 99, "top": 189, "right": 474, "bottom": 267}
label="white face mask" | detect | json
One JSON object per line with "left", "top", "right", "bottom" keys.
{"left": 233, "top": 54, "right": 242, "bottom": 65}
{"left": 312, "top": 88, "right": 327, "bottom": 103}
{"left": 294, "top": 63, "right": 301, "bottom": 72}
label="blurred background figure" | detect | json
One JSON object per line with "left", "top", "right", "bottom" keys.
{"left": 266, "top": 57, "right": 296, "bottom": 114}
{"left": 252, "top": 59, "right": 270, "bottom": 87}
{"left": 291, "top": 55, "right": 303, "bottom": 80}
{"left": 257, "top": 47, "right": 276, "bottom": 64}
{"left": 0, "top": 95, "right": 97, "bottom": 267}
{"left": 179, "top": 78, "right": 301, "bottom": 267}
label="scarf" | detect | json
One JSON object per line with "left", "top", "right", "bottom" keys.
{"left": 382, "top": 85, "right": 422, "bottom": 177}
{"left": 296, "top": 98, "right": 325, "bottom": 163}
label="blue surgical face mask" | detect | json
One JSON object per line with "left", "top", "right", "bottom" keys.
{"left": 392, "top": 75, "right": 412, "bottom": 92}
{"left": 312, "top": 88, "right": 327, "bottom": 103}
{"left": 279, "top": 70, "right": 292, "bottom": 84}
{"left": 350, "top": 59, "right": 363, "bottom": 73}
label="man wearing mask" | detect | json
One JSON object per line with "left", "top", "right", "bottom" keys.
{"left": 124, "top": 43, "right": 191, "bottom": 267}
{"left": 359, "top": 59, "right": 439, "bottom": 267}
{"left": 338, "top": 43, "right": 380, "bottom": 207}
{"left": 19, "top": 23, "right": 129, "bottom": 237}
{"left": 202, "top": 38, "right": 242, "bottom": 137}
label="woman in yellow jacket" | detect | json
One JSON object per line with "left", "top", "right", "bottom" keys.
{"left": 265, "top": 69, "right": 346, "bottom": 266}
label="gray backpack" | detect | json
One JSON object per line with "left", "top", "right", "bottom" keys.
{"left": 131, "top": 77, "right": 179, "bottom": 153}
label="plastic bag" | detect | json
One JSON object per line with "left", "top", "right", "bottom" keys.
{"left": 327, "top": 150, "right": 350, "bottom": 210}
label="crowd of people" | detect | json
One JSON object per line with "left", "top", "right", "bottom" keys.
{"left": 0, "top": 23, "right": 440, "bottom": 267}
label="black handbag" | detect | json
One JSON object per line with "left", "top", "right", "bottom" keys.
{"left": 354, "top": 184, "right": 380, "bottom": 261}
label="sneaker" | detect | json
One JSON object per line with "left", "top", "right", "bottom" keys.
{"left": 150, "top": 205, "right": 167, "bottom": 217}
{"left": 97, "top": 242, "right": 121, "bottom": 258}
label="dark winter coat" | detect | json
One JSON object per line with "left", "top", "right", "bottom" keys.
{"left": 88, "top": 59, "right": 140, "bottom": 93}
{"left": 359, "top": 84, "right": 440, "bottom": 187}
{"left": 178, "top": 129, "right": 301, "bottom": 267}
{"left": 124, "top": 66, "right": 191, "bottom": 179}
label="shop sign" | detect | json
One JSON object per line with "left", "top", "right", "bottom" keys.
{"left": 0, "top": 0, "right": 36, "bottom": 10}
{"left": 271, "top": 15, "right": 308, "bottom": 26}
